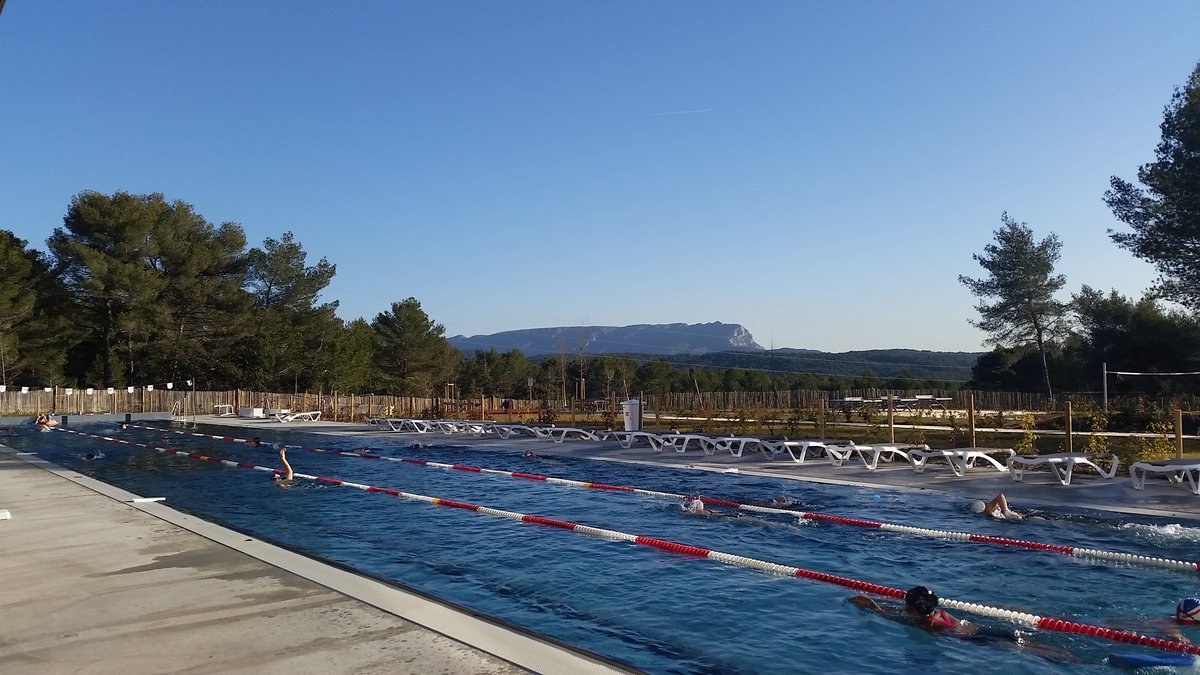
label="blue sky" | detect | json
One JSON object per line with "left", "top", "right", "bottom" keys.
{"left": 1, "top": 1, "right": 1197, "bottom": 353}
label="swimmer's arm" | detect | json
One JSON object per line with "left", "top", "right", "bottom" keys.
{"left": 849, "top": 596, "right": 882, "bottom": 612}
{"left": 1166, "top": 628, "right": 1191, "bottom": 645}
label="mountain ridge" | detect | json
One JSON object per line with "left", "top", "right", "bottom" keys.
{"left": 448, "top": 323, "right": 980, "bottom": 379}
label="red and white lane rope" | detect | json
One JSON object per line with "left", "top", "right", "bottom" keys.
{"left": 131, "top": 423, "right": 1200, "bottom": 575}
{"left": 52, "top": 426, "right": 1200, "bottom": 657}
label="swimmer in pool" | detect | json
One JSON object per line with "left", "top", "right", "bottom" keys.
{"left": 1165, "top": 597, "right": 1200, "bottom": 644}
{"left": 851, "top": 586, "right": 1081, "bottom": 663}
{"left": 681, "top": 497, "right": 713, "bottom": 516}
{"left": 851, "top": 586, "right": 973, "bottom": 635}
{"left": 523, "top": 450, "right": 539, "bottom": 459}
{"left": 245, "top": 437, "right": 263, "bottom": 448}
{"left": 83, "top": 451, "right": 105, "bottom": 461}
{"left": 272, "top": 445, "right": 294, "bottom": 486}
{"left": 970, "top": 492, "right": 1024, "bottom": 521}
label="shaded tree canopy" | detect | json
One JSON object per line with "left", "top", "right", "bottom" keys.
{"left": 1105, "top": 61, "right": 1200, "bottom": 310}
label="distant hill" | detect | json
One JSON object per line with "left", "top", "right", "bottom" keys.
{"left": 450, "top": 323, "right": 980, "bottom": 379}
{"left": 449, "top": 322, "right": 762, "bottom": 356}
{"left": 658, "top": 348, "right": 980, "bottom": 380}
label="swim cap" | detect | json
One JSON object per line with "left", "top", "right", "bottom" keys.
{"left": 905, "top": 586, "right": 939, "bottom": 616}
{"left": 1177, "top": 597, "right": 1200, "bottom": 624}
{"left": 970, "top": 500, "right": 986, "bottom": 513}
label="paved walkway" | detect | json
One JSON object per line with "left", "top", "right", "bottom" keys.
{"left": 0, "top": 444, "right": 629, "bottom": 675}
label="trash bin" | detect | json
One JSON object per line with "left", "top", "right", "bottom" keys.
{"left": 621, "top": 399, "right": 641, "bottom": 431}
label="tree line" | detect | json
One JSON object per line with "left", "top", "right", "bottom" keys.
{"left": 960, "top": 61, "right": 1200, "bottom": 398}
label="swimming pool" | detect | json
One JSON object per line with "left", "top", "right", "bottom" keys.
{"left": 12, "top": 422, "right": 1200, "bottom": 674}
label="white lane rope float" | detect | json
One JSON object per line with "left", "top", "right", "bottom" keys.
{"left": 53, "top": 426, "right": 1200, "bottom": 657}
{"left": 130, "top": 423, "right": 1200, "bottom": 575}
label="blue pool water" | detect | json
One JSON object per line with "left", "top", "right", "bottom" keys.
{"left": 10, "top": 423, "right": 1200, "bottom": 674}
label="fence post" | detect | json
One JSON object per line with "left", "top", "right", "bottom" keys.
{"left": 1065, "top": 400, "right": 1073, "bottom": 453}
{"left": 887, "top": 395, "right": 895, "bottom": 443}
{"left": 968, "top": 393, "right": 977, "bottom": 447}
{"left": 818, "top": 397, "right": 826, "bottom": 439}
{"left": 1176, "top": 407, "right": 1185, "bottom": 459}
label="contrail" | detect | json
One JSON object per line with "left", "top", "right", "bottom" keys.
{"left": 623, "top": 108, "right": 714, "bottom": 118}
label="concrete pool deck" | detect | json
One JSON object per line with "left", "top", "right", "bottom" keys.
{"left": 0, "top": 441, "right": 632, "bottom": 674}
{"left": 5, "top": 415, "right": 1198, "bottom": 673}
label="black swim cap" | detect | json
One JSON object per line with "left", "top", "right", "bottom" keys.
{"left": 905, "top": 586, "right": 938, "bottom": 615}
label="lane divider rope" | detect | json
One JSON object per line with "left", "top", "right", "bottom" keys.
{"left": 130, "top": 423, "right": 1200, "bottom": 575}
{"left": 55, "top": 426, "right": 1200, "bottom": 657}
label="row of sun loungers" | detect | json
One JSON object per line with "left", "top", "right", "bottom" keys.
{"left": 359, "top": 416, "right": 1199, "bottom": 494}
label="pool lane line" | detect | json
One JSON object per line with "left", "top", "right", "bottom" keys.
{"left": 129, "top": 424, "right": 1200, "bottom": 575}
{"left": 52, "top": 426, "right": 1200, "bottom": 657}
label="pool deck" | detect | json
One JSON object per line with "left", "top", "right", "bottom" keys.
{"left": 0, "top": 438, "right": 631, "bottom": 674}
{"left": 4, "top": 416, "right": 1198, "bottom": 674}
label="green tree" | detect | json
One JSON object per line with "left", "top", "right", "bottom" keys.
{"left": 1105, "top": 62, "right": 1200, "bottom": 310}
{"left": 371, "top": 297, "right": 456, "bottom": 395}
{"left": 49, "top": 192, "right": 172, "bottom": 386}
{"left": 238, "top": 231, "right": 339, "bottom": 391}
{"left": 959, "top": 213, "right": 1067, "bottom": 396}
{"left": 142, "top": 208, "right": 251, "bottom": 388}
{"left": 0, "top": 231, "right": 39, "bottom": 384}
{"left": 1072, "top": 286, "right": 1200, "bottom": 395}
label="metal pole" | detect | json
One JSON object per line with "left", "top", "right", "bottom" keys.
{"left": 1176, "top": 407, "right": 1185, "bottom": 459}
{"left": 1102, "top": 362, "right": 1108, "bottom": 411}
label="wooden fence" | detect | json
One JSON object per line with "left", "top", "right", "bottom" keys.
{"left": 2, "top": 387, "right": 1194, "bottom": 421}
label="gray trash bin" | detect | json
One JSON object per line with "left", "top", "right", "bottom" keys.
{"left": 621, "top": 399, "right": 642, "bottom": 431}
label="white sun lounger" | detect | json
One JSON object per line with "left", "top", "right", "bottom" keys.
{"left": 539, "top": 427, "right": 599, "bottom": 443}
{"left": 272, "top": 410, "right": 321, "bottom": 423}
{"left": 1130, "top": 458, "right": 1200, "bottom": 495}
{"left": 658, "top": 434, "right": 719, "bottom": 455}
{"left": 492, "top": 424, "right": 550, "bottom": 440}
{"left": 383, "top": 418, "right": 433, "bottom": 433}
{"left": 842, "top": 443, "right": 927, "bottom": 470}
{"left": 780, "top": 439, "right": 857, "bottom": 464}
{"left": 908, "top": 447, "right": 1014, "bottom": 477}
{"left": 214, "top": 404, "right": 236, "bottom": 417}
{"left": 709, "top": 436, "right": 779, "bottom": 458}
{"left": 1007, "top": 452, "right": 1120, "bottom": 486}
{"left": 597, "top": 430, "right": 664, "bottom": 451}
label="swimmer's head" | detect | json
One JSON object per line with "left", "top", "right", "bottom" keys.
{"left": 905, "top": 586, "right": 939, "bottom": 616}
{"left": 970, "top": 500, "right": 986, "bottom": 514}
{"left": 1177, "top": 597, "right": 1200, "bottom": 624}
{"left": 523, "top": 450, "right": 535, "bottom": 458}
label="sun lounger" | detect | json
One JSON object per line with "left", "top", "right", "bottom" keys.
{"left": 908, "top": 447, "right": 1014, "bottom": 477}
{"left": 539, "top": 427, "right": 599, "bottom": 443}
{"left": 779, "top": 439, "right": 857, "bottom": 464}
{"left": 1130, "top": 458, "right": 1200, "bottom": 495}
{"left": 492, "top": 424, "right": 548, "bottom": 440}
{"left": 383, "top": 418, "right": 433, "bottom": 433}
{"left": 708, "top": 436, "right": 777, "bottom": 458}
{"left": 597, "top": 430, "right": 664, "bottom": 450}
{"left": 271, "top": 410, "right": 321, "bottom": 423}
{"left": 1007, "top": 452, "right": 1120, "bottom": 486}
{"left": 213, "top": 405, "right": 236, "bottom": 417}
{"left": 843, "top": 442, "right": 926, "bottom": 470}
{"left": 658, "top": 433, "right": 719, "bottom": 455}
